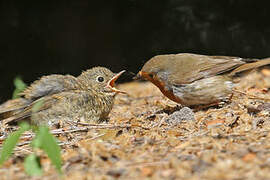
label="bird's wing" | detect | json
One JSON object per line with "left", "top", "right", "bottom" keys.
{"left": 2, "top": 90, "right": 93, "bottom": 124}
{"left": 0, "top": 75, "right": 79, "bottom": 120}
{"left": 0, "top": 98, "right": 30, "bottom": 114}
{"left": 2, "top": 95, "right": 59, "bottom": 124}
{"left": 168, "top": 53, "right": 246, "bottom": 84}
{"left": 20, "top": 74, "right": 79, "bottom": 101}
{"left": 0, "top": 98, "right": 31, "bottom": 122}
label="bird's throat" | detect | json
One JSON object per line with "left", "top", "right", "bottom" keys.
{"left": 142, "top": 72, "right": 183, "bottom": 104}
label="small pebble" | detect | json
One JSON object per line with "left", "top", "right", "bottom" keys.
{"left": 107, "top": 168, "right": 126, "bottom": 178}
{"left": 165, "top": 107, "right": 195, "bottom": 125}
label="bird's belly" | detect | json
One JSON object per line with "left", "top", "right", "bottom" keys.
{"left": 172, "top": 76, "right": 234, "bottom": 106}
{"left": 31, "top": 95, "right": 114, "bottom": 126}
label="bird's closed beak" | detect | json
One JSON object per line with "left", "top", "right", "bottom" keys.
{"left": 106, "top": 70, "right": 126, "bottom": 94}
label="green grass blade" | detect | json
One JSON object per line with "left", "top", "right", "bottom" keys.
{"left": 0, "top": 123, "right": 30, "bottom": 165}
{"left": 36, "top": 126, "right": 62, "bottom": 174}
{"left": 32, "top": 99, "right": 44, "bottom": 113}
{"left": 12, "top": 76, "right": 27, "bottom": 99}
{"left": 24, "top": 154, "right": 43, "bottom": 176}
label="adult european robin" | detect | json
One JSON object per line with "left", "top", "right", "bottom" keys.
{"left": 135, "top": 53, "right": 270, "bottom": 107}
{"left": 0, "top": 67, "right": 125, "bottom": 126}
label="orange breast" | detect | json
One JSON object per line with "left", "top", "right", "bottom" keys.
{"left": 153, "top": 79, "right": 183, "bottom": 104}
{"left": 140, "top": 71, "right": 183, "bottom": 104}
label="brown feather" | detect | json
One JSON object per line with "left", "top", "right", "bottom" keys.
{"left": 229, "top": 57, "right": 270, "bottom": 76}
{"left": 2, "top": 97, "right": 57, "bottom": 124}
{"left": 142, "top": 53, "right": 245, "bottom": 84}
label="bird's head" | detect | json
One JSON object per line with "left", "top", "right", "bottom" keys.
{"left": 78, "top": 67, "right": 126, "bottom": 95}
{"left": 134, "top": 55, "right": 171, "bottom": 88}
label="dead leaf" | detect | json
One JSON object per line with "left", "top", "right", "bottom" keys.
{"left": 141, "top": 167, "right": 154, "bottom": 177}
{"left": 242, "top": 153, "right": 256, "bottom": 162}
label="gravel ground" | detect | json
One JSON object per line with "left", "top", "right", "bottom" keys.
{"left": 1, "top": 69, "right": 270, "bottom": 180}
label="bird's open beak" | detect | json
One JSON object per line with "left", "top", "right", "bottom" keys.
{"left": 133, "top": 71, "right": 143, "bottom": 80}
{"left": 106, "top": 70, "right": 126, "bottom": 94}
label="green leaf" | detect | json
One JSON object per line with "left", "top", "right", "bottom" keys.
{"left": 0, "top": 123, "right": 30, "bottom": 165}
{"left": 12, "top": 76, "right": 27, "bottom": 99}
{"left": 24, "top": 154, "right": 43, "bottom": 176}
{"left": 31, "top": 136, "right": 42, "bottom": 149}
{"left": 36, "top": 126, "right": 62, "bottom": 174}
{"left": 32, "top": 99, "right": 44, "bottom": 113}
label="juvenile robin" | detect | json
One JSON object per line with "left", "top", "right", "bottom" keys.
{"left": 0, "top": 67, "right": 126, "bottom": 126}
{"left": 135, "top": 53, "right": 270, "bottom": 107}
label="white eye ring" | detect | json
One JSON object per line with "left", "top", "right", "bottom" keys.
{"left": 96, "top": 76, "right": 104, "bottom": 82}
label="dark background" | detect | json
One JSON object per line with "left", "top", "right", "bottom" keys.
{"left": 1, "top": 0, "right": 270, "bottom": 103}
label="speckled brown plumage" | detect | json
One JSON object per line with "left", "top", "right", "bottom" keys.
{"left": 0, "top": 67, "right": 125, "bottom": 126}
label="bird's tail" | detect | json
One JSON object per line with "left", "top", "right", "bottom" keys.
{"left": 230, "top": 57, "right": 270, "bottom": 76}
{"left": 0, "top": 98, "right": 29, "bottom": 122}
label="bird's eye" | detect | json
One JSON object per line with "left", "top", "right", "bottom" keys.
{"left": 97, "top": 76, "right": 104, "bottom": 82}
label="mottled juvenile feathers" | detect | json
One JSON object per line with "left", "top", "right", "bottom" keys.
{"left": 0, "top": 67, "right": 124, "bottom": 126}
